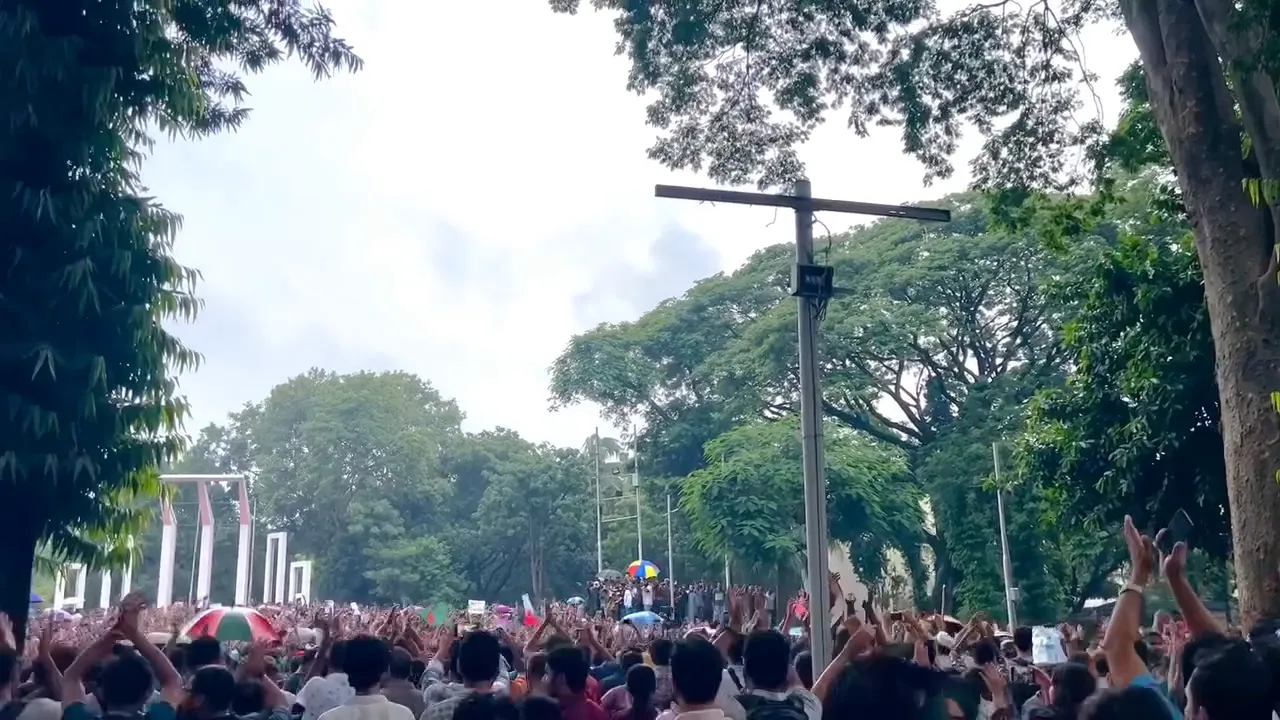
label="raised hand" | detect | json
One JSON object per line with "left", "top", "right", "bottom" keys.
{"left": 0, "top": 612, "right": 15, "bottom": 652}
{"left": 1123, "top": 515, "right": 1157, "bottom": 585}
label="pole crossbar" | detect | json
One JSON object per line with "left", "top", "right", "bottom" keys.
{"left": 654, "top": 181, "right": 949, "bottom": 667}
{"left": 653, "top": 185, "right": 952, "bottom": 223}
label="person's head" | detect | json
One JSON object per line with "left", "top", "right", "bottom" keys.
{"left": 618, "top": 650, "right": 644, "bottom": 673}
{"left": 388, "top": 647, "right": 413, "bottom": 681}
{"left": 186, "top": 636, "right": 223, "bottom": 670}
{"left": 1186, "top": 638, "right": 1272, "bottom": 720}
{"left": 970, "top": 638, "right": 997, "bottom": 668}
{"left": 649, "top": 639, "right": 674, "bottom": 667}
{"left": 825, "top": 654, "right": 945, "bottom": 720}
{"left": 1000, "top": 639, "right": 1017, "bottom": 660}
{"left": 793, "top": 651, "right": 813, "bottom": 690}
{"left": 1048, "top": 662, "right": 1096, "bottom": 716}
{"left": 188, "top": 665, "right": 236, "bottom": 718}
{"left": 625, "top": 665, "right": 657, "bottom": 710}
{"left": 519, "top": 695, "right": 561, "bottom": 720}
{"left": 743, "top": 630, "right": 790, "bottom": 691}
{"left": 453, "top": 692, "right": 519, "bottom": 720}
{"left": 458, "top": 630, "right": 502, "bottom": 686}
{"left": 342, "top": 634, "right": 392, "bottom": 693}
{"left": 526, "top": 653, "right": 548, "bottom": 694}
{"left": 545, "top": 646, "right": 589, "bottom": 699}
{"left": 1080, "top": 685, "right": 1176, "bottom": 720}
{"left": 1013, "top": 626, "right": 1033, "bottom": 655}
{"left": 231, "top": 678, "right": 266, "bottom": 716}
{"left": 670, "top": 638, "right": 723, "bottom": 708}
{"left": 328, "top": 640, "right": 349, "bottom": 676}
{"left": 98, "top": 651, "right": 156, "bottom": 713}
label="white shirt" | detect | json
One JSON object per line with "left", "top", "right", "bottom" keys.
{"left": 643, "top": 586, "right": 655, "bottom": 606}
{"left": 299, "top": 672, "right": 356, "bottom": 720}
{"left": 319, "top": 694, "right": 415, "bottom": 720}
{"left": 16, "top": 698, "right": 61, "bottom": 720}
{"left": 658, "top": 708, "right": 728, "bottom": 720}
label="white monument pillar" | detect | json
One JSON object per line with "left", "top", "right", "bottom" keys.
{"left": 99, "top": 571, "right": 113, "bottom": 609}
{"left": 157, "top": 497, "right": 177, "bottom": 607}
{"left": 195, "top": 479, "right": 214, "bottom": 604}
{"left": 263, "top": 532, "right": 288, "bottom": 604}
{"left": 157, "top": 475, "right": 247, "bottom": 607}
{"left": 235, "top": 476, "right": 252, "bottom": 606}
{"left": 120, "top": 536, "right": 133, "bottom": 599}
{"left": 54, "top": 564, "right": 87, "bottom": 610}
{"left": 287, "top": 560, "right": 313, "bottom": 604}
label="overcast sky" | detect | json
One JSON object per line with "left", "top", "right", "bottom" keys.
{"left": 146, "top": 1, "right": 1138, "bottom": 449}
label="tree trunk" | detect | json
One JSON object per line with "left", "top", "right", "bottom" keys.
{"left": 0, "top": 507, "right": 39, "bottom": 653}
{"left": 1121, "top": 0, "right": 1280, "bottom": 627}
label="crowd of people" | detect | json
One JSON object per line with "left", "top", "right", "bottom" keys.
{"left": 583, "top": 579, "right": 782, "bottom": 626}
{"left": 4, "top": 516, "right": 1279, "bottom": 720}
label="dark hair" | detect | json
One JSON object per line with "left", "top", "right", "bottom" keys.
{"left": 971, "top": 638, "right": 998, "bottom": 667}
{"left": 343, "top": 635, "right": 392, "bottom": 692}
{"left": 1188, "top": 639, "right": 1272, "bottom": 720}
{"left": 453, "top": 692, "right": 520, "bottom": 720}
{"left": 410, "top": 658, "right": 427, "bottom": 685}
{"left": 743, "top": 630, "right": 790, "bottom": 690}
{"left": 725, "top": 631, "right": 745, "bottom": 665}
{"left": 649, "top": 639, "right": 674, "bottom": 666}
{"left": 625, "top": 665, "right": 657, "bottom": 720}
{"left": 519, "top": 695, "right": 561, "bottom": 720}
{"left": 99, "top": 652, "right": 156, "bottom": 710}
{"left": 794, "top": 651, "right": 813, "bottom": 690}
{"left": 190, "top": 665, "right": 237, "bottom": 714}
{"left": 388, "top": 647, "right": 414, "bottom": 680}
{"left": 670, "top": 638, "right": 723, "bottom": 705}
{"left": 1179, "top": 632, "right": 1230, "bottom": 687}
{"left": 232, "top": 678, "right": 266, "bottom": 715}
{"left": 1080, "top": 685, "right": 1176, "bottom": 720}
{"left": 329, "top": 640, "right": 349, "bottom": 673}
{"left": 547, "top": 646, "right": 589, "bottom": 693}
{"left": 186, "top": 636, "right": 222, "bottom": 669}
{"left": 618, "top": 650, "right": 644, "bottom": 672}
{"left": 458, "top": 631, "right": 502, "bottom": 684}
{"left": 1047, "top": 662, "right": 1095, "bottom": 720}
{"left": 1013, "top": 626, "right": 1033, "bottom": 653}
{"left": 527, "top": 652, "right": 548, "bottom": 684}
{"left": 823, "top": 655, "right": 945, "bottom": 720}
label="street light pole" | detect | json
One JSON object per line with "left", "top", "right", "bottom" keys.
{"left": 993, "top": 443, "right": 1018, "bottom": 627}
{"left": 595, "top": 427, "right": 603, "bottom": 574}
{"left": 634, "top": 432, "right": 643, "bottom": 561}
{"left": 654, "top": 180, "right": 949, "bottom": 664}
{"left": 667, "top": 492, "right": 675, "bottom": 597}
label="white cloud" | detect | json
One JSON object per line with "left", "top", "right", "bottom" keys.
{"left": 144, "top": 1, "right": 1138, "bottom": 448}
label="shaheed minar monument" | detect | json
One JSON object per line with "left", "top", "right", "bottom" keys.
{"left": 52, "top": 474, "right": 311, "bottom": 610}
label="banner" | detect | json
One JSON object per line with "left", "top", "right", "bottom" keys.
{"left": 467, "top": 599, "right": 486, "bottom": 616}
{"left": 1031, "top": 626, "right": 1067, "bottom": 665}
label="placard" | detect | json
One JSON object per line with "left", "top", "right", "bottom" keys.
{"left": 468, "top": 599, "right": 486, "bottom": 615}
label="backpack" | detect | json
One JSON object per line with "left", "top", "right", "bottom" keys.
{"left": 735, "top": 694, "right": 809, "bottom": 720}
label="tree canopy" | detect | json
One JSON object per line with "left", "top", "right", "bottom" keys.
{"left": 551, "top": 198, "right": 1129, "bottom": 620}
{"left": 551, "top": 0, "right": 1280, "bottom": 622}
{"left": 127, "top": 369, "right": 730, "bottom": 608}
{"left": 0, "top": 0, "right": 360, "bottom": 642}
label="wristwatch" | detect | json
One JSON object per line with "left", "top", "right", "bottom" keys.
{"left": 1121, "top": 582, "right": 1146, "bottom": 596}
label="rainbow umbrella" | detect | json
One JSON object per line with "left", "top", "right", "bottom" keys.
{"left": 182, "top": 606, "right": 277, "bottom": 643}
{"left": 627, "top": 560, "right": 660, "bottom": 579}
